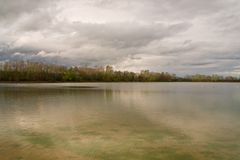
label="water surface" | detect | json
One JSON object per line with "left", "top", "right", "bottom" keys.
{"left": 0, "top": 83, "right": 240, "bottom": 160}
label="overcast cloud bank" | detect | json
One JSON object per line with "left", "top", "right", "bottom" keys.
{"left": 0, "top": 0, "right": 240, "bottom": 75}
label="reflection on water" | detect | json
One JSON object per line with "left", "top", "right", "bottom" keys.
{"left": 0, "top": 83, "right": 240, "bottom": 160}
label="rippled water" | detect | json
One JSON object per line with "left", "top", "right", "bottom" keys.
{"left": 0, "top": 83, "right": 240, "bottom": 160}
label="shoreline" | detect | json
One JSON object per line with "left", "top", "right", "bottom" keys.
{"left": 1, "top": 81, "right": 240, "bottom": 83}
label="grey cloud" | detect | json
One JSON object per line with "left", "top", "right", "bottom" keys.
{"left": 88, "top": 0, "right": 234, "bottom": 20}
{"left": 183, "top": 62, "right": 215, "bottom": 66}
{"left": 0, "top": 0, "right": 53, "bottom": 23}
{"left": 210, "top": 11, "right": 240, "bottom": 37}
{"left": 0, "top": 0, "right": 240, "bottom": 75}
{"left": 16, "top": 10, "right": 54, "bottom": 32}
{"left": 215, "top": 56, "right": 240, "bottom": 61}
{"left": 67, "top": 21, "right": 191, "bottom": 48}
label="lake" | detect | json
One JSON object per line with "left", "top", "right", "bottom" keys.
{"left": 0, "top": 83, "right": 240, "bottom": 160}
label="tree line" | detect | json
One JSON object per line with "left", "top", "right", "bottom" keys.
{"left": 0, "top": 61, "right": 239, "bottom": 82}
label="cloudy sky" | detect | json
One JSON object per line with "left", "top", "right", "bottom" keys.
{"left": 0, "top": 0, "right": 240, "bottom": 75}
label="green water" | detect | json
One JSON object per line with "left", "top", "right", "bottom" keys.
{"left": 0, "top": 83, "right": 240, "bottom": 160}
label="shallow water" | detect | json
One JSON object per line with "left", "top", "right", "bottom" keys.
{"left": 0, "top": 83, "right": 240, "bottom": 160}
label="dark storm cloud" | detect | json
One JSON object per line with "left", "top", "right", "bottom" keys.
{"left": 0, "top": 42, "right": 41, "bottom": 60}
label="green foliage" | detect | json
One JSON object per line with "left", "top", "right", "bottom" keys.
{"left": 63, "top": 70, "right": 77, "bottom": 81}
{"left": 0, "top": 61, "right": 239, "bottom": 82}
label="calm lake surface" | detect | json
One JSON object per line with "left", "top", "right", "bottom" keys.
{"left": 0, "top": 83, "right": 240, "bottom": 160}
